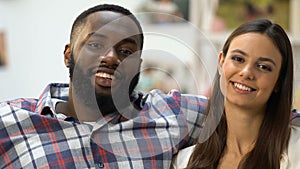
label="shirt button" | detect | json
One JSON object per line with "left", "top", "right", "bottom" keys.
{"left": 97, "top": 162, "right": 104, "bottom": 168}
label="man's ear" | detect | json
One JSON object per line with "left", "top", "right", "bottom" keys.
{"left": 64, "top": 44, "right": 71, "bottom": 67}
{"left": 139, "top": 58, "right": 143, "bottom": 66}
{"left": 218, "top": 52, "right": 224, "bottom": 75}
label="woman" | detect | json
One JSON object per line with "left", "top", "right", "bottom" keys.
{"left": 172, "top": 19, "right": 300, "bottom": 169}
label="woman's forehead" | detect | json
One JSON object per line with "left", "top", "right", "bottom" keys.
{"left": 229, "top": 33, "right": 281, "bottom": 57}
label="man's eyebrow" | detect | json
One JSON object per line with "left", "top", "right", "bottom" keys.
{"left": 84, "top": 33, "right": 137, "bottom": 45}
{"left": 81, "top": 32, "right": 108, "bottom": 44}
{"left": 87, "top": 32, "right": 108, "bottom": 39}
{"left": 121, "top": 37, "right": 138, "bottom": 45}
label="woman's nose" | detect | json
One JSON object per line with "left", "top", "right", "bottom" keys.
{"left": 239, "top": 65, "right": 255, "bottom": 80}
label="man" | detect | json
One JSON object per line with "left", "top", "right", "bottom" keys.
{"left": 0, "top": 4, "right": 208, "bottom": 168}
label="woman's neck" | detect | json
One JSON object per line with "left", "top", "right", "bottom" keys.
{"left": 218, "top": 104, "right": 264, "bottom": 169}
{"left": 224, "top": 103, "right": 264, "bottom": 155}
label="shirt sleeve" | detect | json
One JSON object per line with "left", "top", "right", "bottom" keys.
{"left": 179, "top": 93, "right": 208, "bottom": 147}
{"left": 291, "top": 109, "right": 300, "bottom": 126}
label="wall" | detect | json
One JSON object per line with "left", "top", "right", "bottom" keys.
{"left": 0, "top": 0, "right": 145, "bottom": 101}
{"left": 0, "top": 0, "right": 219, "bottom": 102}
{"left": 1, "top": 0, "right": 299, "bottom": 109}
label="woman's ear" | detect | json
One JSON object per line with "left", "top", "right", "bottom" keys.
{"left": 218, "top": 52, "right": 224, "bottom": 75}
{"left": 64, "top": 44, "right": 71, "bottom": 67}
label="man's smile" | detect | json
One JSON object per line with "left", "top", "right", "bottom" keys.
{"left": 95, "top": 72, "right": 115, "bottom": 87}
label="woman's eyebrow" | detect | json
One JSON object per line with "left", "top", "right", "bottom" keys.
{"left": 231, "top": 49, "right": 248, "bottom": 56}
{"left": 258, "top": 57, "right": 277, "bottom": 66}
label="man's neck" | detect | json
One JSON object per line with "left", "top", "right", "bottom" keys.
{"left": 55, "top": 102, "right": 73, "bottom": 117}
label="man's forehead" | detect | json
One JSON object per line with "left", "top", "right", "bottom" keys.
{"left": 87, "top": 11, "right": 140, "bottom": 35}
{"left": 73, "top": 10, "right": 142, "bottom": 50}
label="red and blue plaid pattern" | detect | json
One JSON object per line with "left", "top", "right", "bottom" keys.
{"left": 291, "top": 109, "right": 300, "bottom": 126}
{"left": 0, "top": 83, "right": 207, "bottom": 169}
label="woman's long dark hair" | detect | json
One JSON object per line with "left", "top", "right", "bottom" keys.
{"left": 186, "top": 19, "right": 294, "bottom": 169}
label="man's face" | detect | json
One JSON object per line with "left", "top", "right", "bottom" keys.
{"left": 67, "top": 11, "right": 142, "bottom": 115}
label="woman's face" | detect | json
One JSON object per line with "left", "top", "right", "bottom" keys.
{"left": 218, "top": 32, "right": 282, "bottom": 110}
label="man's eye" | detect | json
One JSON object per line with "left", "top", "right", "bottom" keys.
{"left": 231, "top": 56, "right": 244, "bottom": 63}
{"left": 87, "top": 42, "right": 104, "bottom": 49}
{"left": 119, "top": 48, "right": 133, "bottom": 56}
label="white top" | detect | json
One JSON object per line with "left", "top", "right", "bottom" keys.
{"left": 172, "top": 125, "right": 300, "bottom": 169}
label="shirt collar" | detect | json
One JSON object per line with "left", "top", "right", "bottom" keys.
{"left": 35, "top": 83, "right": 145, "bottom": 122}
{"left": 36, "top": 83, "right": 69, "bottom": 120}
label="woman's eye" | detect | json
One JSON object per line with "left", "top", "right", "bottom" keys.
{"left": 231, "top": 56, "right": 244, "bottom": 63}
{"left": 257, "top": 64, "right": 272, "bottom": 72}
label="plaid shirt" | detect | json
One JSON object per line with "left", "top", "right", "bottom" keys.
{"left": 291, "top": 109, "right": 300, "bottom": 126}
{"left": 0, "top": 83, "right": 207, "bottom": 169}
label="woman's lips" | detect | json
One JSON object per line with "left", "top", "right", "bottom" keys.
{"left": 231, "top": 81, "right": 257, "bottom": 93}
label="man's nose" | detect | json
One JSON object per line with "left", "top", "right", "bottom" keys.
{"left": 99, "top": 48, "right": 121, "bottom": 68}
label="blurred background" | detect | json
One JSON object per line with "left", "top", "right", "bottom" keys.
{"left": 0, "top": 0, "right": 300, "bottom": 109}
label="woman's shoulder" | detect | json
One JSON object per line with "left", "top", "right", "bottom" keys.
{"left": 172, "top": 145, "right": 195, "bottom": 169}
{"left": 288, "top": 125, "right": 300, "bottom": 155}
{"left": 284, "top": 125, "right": 300, "bottom": 168}
{"left": 290, "top": 125, "right": 300, "bottom": 141}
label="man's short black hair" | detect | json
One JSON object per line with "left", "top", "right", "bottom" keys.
{"left": 70, "top": 4, "right": 144, "bottom": 49}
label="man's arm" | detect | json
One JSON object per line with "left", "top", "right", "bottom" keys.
{"left": 291, "top": 109, "right": 300, "bottom": 126}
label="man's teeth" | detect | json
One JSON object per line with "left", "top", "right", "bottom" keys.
{"left": 234, "top": 83, "right": 252, "bottom": 92}
{"left": 96, "top": 72, "right": 114, "bottom": 79}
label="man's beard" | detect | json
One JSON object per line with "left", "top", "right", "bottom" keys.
{"left": 68, "top": 52, "right": 140, "bottom": 116}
